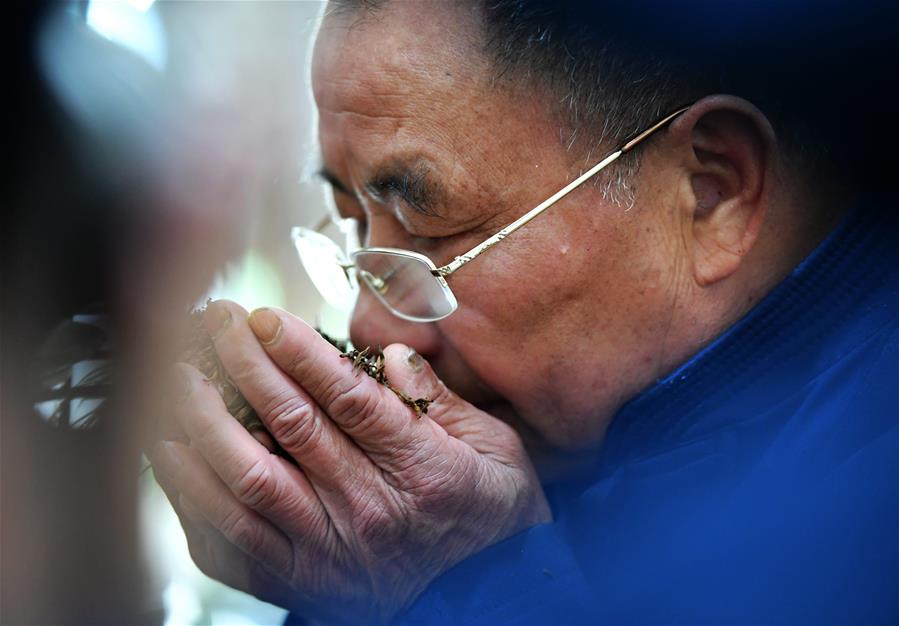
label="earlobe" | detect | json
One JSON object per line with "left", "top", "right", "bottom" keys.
{"left": 668, "top": 96, "right": 775, "bottom": 287}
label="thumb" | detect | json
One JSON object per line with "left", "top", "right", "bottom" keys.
{"left": 381, "top": 344, "right": 511, "bottom": 445}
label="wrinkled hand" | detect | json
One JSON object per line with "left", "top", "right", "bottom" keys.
{"left": 149, "top": 300, "right": 550, "bottom": 623}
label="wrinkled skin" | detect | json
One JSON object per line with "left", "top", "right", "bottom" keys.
{"left": 150, "top": 0, "right": 840, "bottom": 621}
{"left": 314, "top": 2, "right": 702, "bottom": 451}
{"left": 150, "top": 301, "right": 550, "bottom": 622}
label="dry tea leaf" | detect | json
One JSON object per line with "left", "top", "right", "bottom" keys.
{"left": 179, "top": 307, "right": 431, "bottom": 452}
{"left": 180, "top": 308, "right": 264, "bottom": 432}
{"left": 339, "top": 347, "right": 433, "bottom": 417}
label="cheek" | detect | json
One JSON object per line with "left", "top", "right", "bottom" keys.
{"left": 432, "top": 212, "right": 674, "bottom": 446}
{"left": 436, "top": 247, "right": 593, "bottom": 409}
{"left": 450, "top": 221, "right": 604, "bottom": 336}
{"left": 434, "top": 303, "right": 531, "bottom": 404}
{"left": 437, "top": 216, "right": 609, "bottom": 376}
{"left": 441, "top": 304, "right": 612, "bottom": 446}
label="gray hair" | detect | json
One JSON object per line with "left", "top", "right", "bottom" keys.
{"left": 480, "top": 1, "right": 705, "bottom": 207}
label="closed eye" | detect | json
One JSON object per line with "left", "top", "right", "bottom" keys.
{"left": 364, "top": 162, "right": 444, "bottom": 219}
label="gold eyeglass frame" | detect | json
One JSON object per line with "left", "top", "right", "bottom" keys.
{"left": 310, "top": 104, "right": 690, "bottom": 323}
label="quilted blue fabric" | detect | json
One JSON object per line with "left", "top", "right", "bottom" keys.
{"left": 394, "top": 201, "right": 899, "bottom": 625}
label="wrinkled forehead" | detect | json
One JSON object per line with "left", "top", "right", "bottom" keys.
{"left": 311, "top": 1, "right": 485, "bottom": 114}
{"left": 309, "top": 0, "right": 571, "bottom": 219}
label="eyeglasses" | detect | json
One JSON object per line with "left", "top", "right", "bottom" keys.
{"left": 293, "top": 105, "right": 690, "bottom": 323}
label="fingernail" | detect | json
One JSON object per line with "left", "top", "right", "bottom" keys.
{"left": 405, "top": 348, "right": 424, "bottom": 373}
{"left": 151, "top": 440, "right": 183, "bottom": 477}
{"left": 204, "top": 301, "right": 232, "bottom": 340}
{"left": 248, "top": 308, "right": 282, "bottom": 345}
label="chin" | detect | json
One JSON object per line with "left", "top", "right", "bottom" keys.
{"left": 517, "top": 393, "right": 618, "bottom": 452}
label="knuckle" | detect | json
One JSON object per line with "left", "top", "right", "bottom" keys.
{"left": 261, "top": 390, "right": 320, "bottom": 452}
{"left": 395, "top": 451, "right": 470, "bottom": 516}
{"left": 430, "top": 380, "right": 455, "bottom": 407}
{"left": 233, "top": 458, "right": 280, "bottom": 511}
{"left": 352, "top": 494, "right": 405, "bottom": 551}
{"left": 327, "top": 376, "right": 384, "bottom": 432}
{"left": 318, "top": 367, "right": 360, "bottom": 408}
{"left": 219, "top": 353, "right": 269, "bottom": 394}
{"left": 227, "top": 354, "right": 267, "bottom": 390}
{"left": 285, "top": 347, "right": 315, "bottom": 381}
{"left": 418, "top": 380, "right": 455, "bottom": 420}
{"left": 219, "top": 507, "right": 264, "bottom": 555}
{"left": 186, "top": 541, "right": 217, "bottom": 579}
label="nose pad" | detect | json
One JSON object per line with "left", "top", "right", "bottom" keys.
{"left": 349, "top": 283, "right": 441, "bottom": 356}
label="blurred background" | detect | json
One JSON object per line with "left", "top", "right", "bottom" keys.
{"left": 2, "top": 1, "right": 347, "bottom": 624}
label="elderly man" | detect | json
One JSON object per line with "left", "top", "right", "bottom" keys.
{"left": 149, "top": 1, "right": 898, "bottom": 623}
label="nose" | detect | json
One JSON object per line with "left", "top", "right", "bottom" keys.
{"left": 349, "top": 284, "right": 442, "bottom": 357}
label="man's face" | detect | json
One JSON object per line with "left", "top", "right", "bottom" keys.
{"left": 312, "top": 2, "right": 683, "bottom": 449}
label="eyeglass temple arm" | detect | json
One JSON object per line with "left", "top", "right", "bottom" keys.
{"left": 432, "top": 106, "right": 689, "bottom": 278}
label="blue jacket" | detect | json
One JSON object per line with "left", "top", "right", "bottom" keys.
{"left": 396, "top": 203, "right": 899, "bottom": 625}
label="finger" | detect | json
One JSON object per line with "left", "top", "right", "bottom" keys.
{"left": 149, "top": 458, "right": 227, "bottom": 572}
{"left": 161, "top": 465, "right": 309, "bottom": 612}
{"left": 188, "top": 523, "right": 316, "bottom": 615}
{"left": 157, "top": 475, "right": 260, "bottom": 594}
{"left": 178, "top": 492, "right": 208, "bottom": 525}
{"left": 147, "top": 367, "right": 193, "bottom": 445}
{"left": 172, "top": 362, "right": 334, "bottom": 538}
{"left": 150, "top": 452, "right": 204, "bottom": 529}
{"left": 188, "top": 525, "right": 255, "bottom": 592}
{"left": 149, "top": 438, "right": 294, "bottom": 576}
{"left": 380, "top": 344, "right": 466, "bottom": 426}
{"left": 179, "top": 503, "right": 268, "bottom": 596}
{"left": 177, "top": 491, "right": 289, "bottom": 599}
{"left": 246, "top": 307, "right": 440, "bottom": 461}
{"left": 150, "top": 457, "right": 264, "bottom": 594}
{"left": 381, "top": 344, "right": 525, "bottom": 460}
{"left": 202, "top": 300, "right": 376, "bottom": 498}
{"left": 250, "top": 428, "right": 279, "bottom": 453}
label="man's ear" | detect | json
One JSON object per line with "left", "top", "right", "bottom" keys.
{"left": 666, "top": 95, "right": 776, "bottom": 287}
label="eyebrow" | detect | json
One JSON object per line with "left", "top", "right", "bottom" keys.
{"left": 317, "top": 158, "right": 446, "bottom": 219}
{"left": 317, "top": 167, "right": 350, "bottom": 196}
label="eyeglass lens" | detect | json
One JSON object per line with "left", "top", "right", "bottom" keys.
{"left": 291, "top": 227, "right": 358, "bottom": 310}
{"left": 351, "top": 250, "right": 457, "bottom": 322}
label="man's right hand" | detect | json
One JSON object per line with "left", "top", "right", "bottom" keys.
{"left": 149, "top": 301, "right": 551, "bottom": 623}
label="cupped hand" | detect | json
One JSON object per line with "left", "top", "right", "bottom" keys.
{"left": 149, "top": 300, "right": 550, "bottom": 623}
